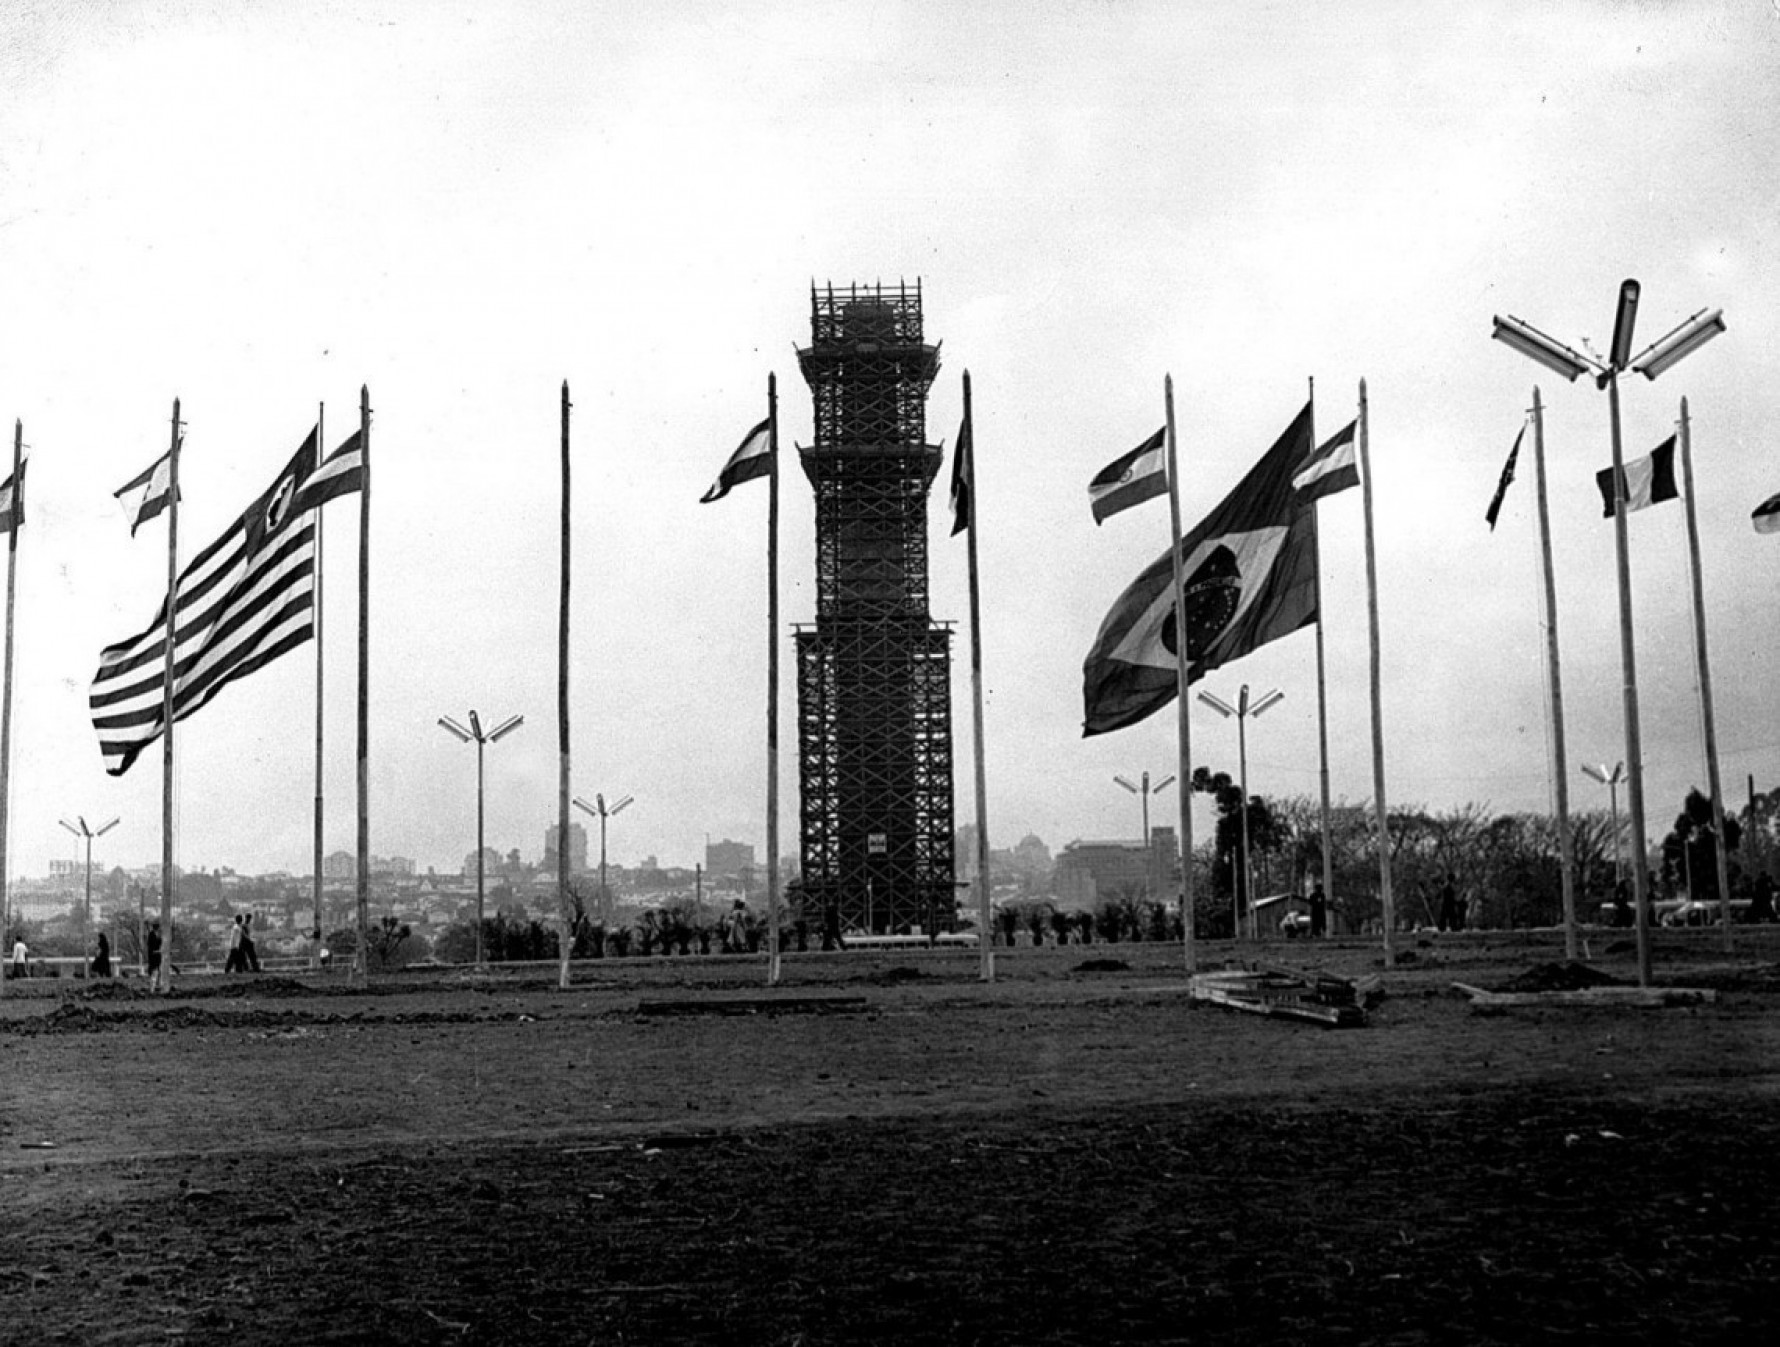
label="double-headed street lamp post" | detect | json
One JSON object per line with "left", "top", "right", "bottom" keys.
{"left": 573, "top": 793, "right": 633, "bottom": 928}
{"left": 58, "top": 815, "right": 118, "bottom": 974}
{"left": 438, "top": 710, "right": 524, "bottom": 969}
{"left": 1196, "top": 685, "right": 1284, "bottom": 939}
{"left": 1113, "top": 771, "right": 1174, "bottom": 903}
{"left": 1581, "top": 762, "right": 1627, "bottom": 889}
{"left": 1493, "top": 282, "right": 1723, "bottom": 986}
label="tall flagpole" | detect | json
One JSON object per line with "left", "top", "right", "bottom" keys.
{"left": 355, "top": 385, "right": 371, "bottom": 984}
{"left": 558, "top": 380, "right": 573, "bottom": 989}
{"left": 159, "top": 399, "right": 181, "bottom": 994}
{"left": 0, "top": 420, "right": 21, "bottom": 995}
{"left": 313, "top": 402, "right": 325, "bottom": 967}
{"left": 1530, "top": 387, "right": 1578, "bottom": 959}
{"left": 962, "top": 372, "right": 994, "bottom": 982}
{"left": 1163, "top": 376, "right": 1194, "bottom": 972}
{"left": 766, "top": 373, "right": 781, "bottom": 987}
{"left": 1307, "top": 378, "right": 1337, "bottom": 946}
{"left": 1606, "top": 372, "right": 1652, "bottom": 988}
{"left": 1357, "top": 380, "right": 1396, "bottom": 961}
{"left": 1677, "top": 397, "right": 1733, "bottom": 950}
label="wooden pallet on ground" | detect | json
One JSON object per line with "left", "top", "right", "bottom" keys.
{"left": 1189, "top": 966, "right": 1372, "bottom": 1028}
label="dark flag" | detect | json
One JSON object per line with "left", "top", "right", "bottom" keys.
{"left": 1485, "top": 425, "right": 1524, "bottom": 531}
{"left": 700, "top": 419, "right": 771, "bottom": 503}
{"left": 90, "top": 432, "right": 321, "bottom": 776}
{"left": 1292, "top": 420, "right": 1359, "bottom": 504}
{"left": 1082, "top": 404, "right": 1317, "bottom": 735}
{"left": 0, "top": 458, "right": 24, "bottom": 534}
{"left": 1755, "top": 491, "right": 1780, "bottom": 536}
{"left": 1088, "top": 428, "right": 1167, "bottom": 524}
{"left": 1596, "top": 436, "right": 1679, "bottom": 518}
{"left": 949, "top": 412, "right": 973, "bottom": 536}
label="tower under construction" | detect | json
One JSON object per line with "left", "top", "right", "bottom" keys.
{"left": 795, "top": 281, "right": 955, "bottom": 934}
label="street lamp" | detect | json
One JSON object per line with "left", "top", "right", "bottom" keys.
{"left": 58, "top": 815, "right": 119, "bottom": 974}
{"left": 1113, "top": 771, "right": 1174, "bottom": 902}
{"left": 438, "top": 710, "right": 524, "bottom": 968}
{"left": 573, "top": 793, "right": 633, "bottom": 928}
{"left": 1197, "top": 685, "right": 1284, "bottom": 939}
{"left": 1581, "top": 762, "right": 1627, "bottom": 889}
{"left": 1494, "top": 281, "right": 1723, "bottom": 988}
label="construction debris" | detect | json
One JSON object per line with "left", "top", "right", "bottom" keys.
{"left": 1189, "top": 964, "right": 1381, "bottom": 1028}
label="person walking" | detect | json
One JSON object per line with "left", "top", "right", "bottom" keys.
{"left": 10, "top": 934, "right": 27, "bottom": 979}
{"left": 91, "top": 930, "right": 112, "bottom": 978}
{"left": 1435, "top": 875, "right": 1455, "bottom": 931}
{"left": 224, "top": 914, "right": 244, "bottom": 974}
{"left": 241, "top": 913, "right": 261, "bottom": 973}
{"left": 146, "top": 922, "right": 162, "bottom": 981}
{"left": 1309, "top": 882, "right": 1328, "bottom": 938}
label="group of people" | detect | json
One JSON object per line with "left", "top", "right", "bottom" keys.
{"left": 7, "top": 921, "right": 163, "bottom": 979}
{"left": 224, "top": 913, "right": 262, "bottom": 974}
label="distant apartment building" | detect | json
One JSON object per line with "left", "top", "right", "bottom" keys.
{"left": 543, "top": 821, "right": 589, "bottom": 874}
{"left": 1053, "top": 828, "right": 1180, "bottom": 910}
{"left": 705, "top": 839, "right": 755, "bottom": 878}
{"left": 323, "top": 851, "right": 415, "bottom": 880}
{"left": 461, "top": 847, "right": 504, "bottom": 878}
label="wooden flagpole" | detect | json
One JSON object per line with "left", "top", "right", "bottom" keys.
{"left": 159, "top": 399, "right": 181, "bottom": 994}
{"left": 962, "top": 372, "right": 994, "bottom": 982}
{"left": 313, "top": 402, "right": 325, "bottom": 967}
{"left": 1162, "top": 376, "right": 1194, "bottom": 971}
{"left": 766, "top": 373, "right": 781, "bottom": 987}
{"left": 0, "top": 420, "right": 20, "bottom": 995}
{"left": 1530, "top": 387, "right": 1579, "bottom": 960}
{"left": 558, "top": 380, "right": 573, "bottom": 989}
{"left": 1307, "top": 378, "right": 1339, "bottom": 948}
{"left": 355, "top": 386, "right": 370, "bottom": 984}
{"left": 1357, "top": 380, "right": 1396, "bottom": 960}
{"left": 1676, "top": 397, "right": 1734, "bottom": 950}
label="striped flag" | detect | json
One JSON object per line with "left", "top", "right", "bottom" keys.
{"left": 1292, "top": 419, "right": 1359, "bottom": 505}
{"left": 114, "top": 445, "right": 181, "bottom": 536}
{"left": 90, "top": 431, "right": 322, "bottom": 776}
{"left": 700, "top": 418, "right": 771, "bottom": 503}
{"left": 0, "top": 458, "right": 25, "bottom": 534}
{"left": 1596, "top": 436, "right": 1678, "bottom": 517}
{"left": 1089, "top": 428, "right": 1167, "bottom": 524}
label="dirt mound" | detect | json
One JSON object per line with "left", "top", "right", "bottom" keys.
{"left": 72, "top": 979, "right": 150, "bottom": 1001}
{"left": 873, "top": 966, "right": 926, "bottom": 984}
{"left": 1074, "top": 958, "right": 1130, "bottom": 974}
{"left": 178, "top": 976, "right": 321, "bottom": 999}
{"left": 1497, "top": 961, "right": 1621, "bottom": 993}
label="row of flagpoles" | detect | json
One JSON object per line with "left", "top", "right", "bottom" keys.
{"left": 0, "top": 353, "right": 1771, "bottom": 992}
{"left": 0, "top": 393, "right": 369, "bottom": 995}
{"left": 1082, "top": 379, "right": 1395, "bottom": 969}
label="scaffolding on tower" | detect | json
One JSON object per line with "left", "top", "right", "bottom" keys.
{"left": 794, "top": 280, "right": 956, "bottom": 936}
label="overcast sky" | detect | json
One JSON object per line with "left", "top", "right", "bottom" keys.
{"left": 0, "top": 1, "right": 1775, "bottom": 882}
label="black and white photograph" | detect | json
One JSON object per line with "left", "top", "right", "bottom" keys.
{"left": 3, "top": 3, "right": 1778, "bottom": 1342}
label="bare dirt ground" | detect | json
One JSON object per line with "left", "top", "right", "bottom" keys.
{"left": 4, "top": 930, "right": 1779, "bottom": 1345}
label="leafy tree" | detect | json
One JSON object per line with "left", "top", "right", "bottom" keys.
{"left": 364, "top": 915, "right": 414, "bottom": 972}
{"left": 1192, "top": 766, "right": 1288, "bottom": 920}
{"left": 1662, "top": 788, "right": 1742, "bottom": 903}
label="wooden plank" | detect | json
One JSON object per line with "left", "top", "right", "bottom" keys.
{"left": 1451, "top": 982, "right": 1716, "bottom": 1009}
{"left": 636, "top": 994, "right": 869, "bottom": 1018}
